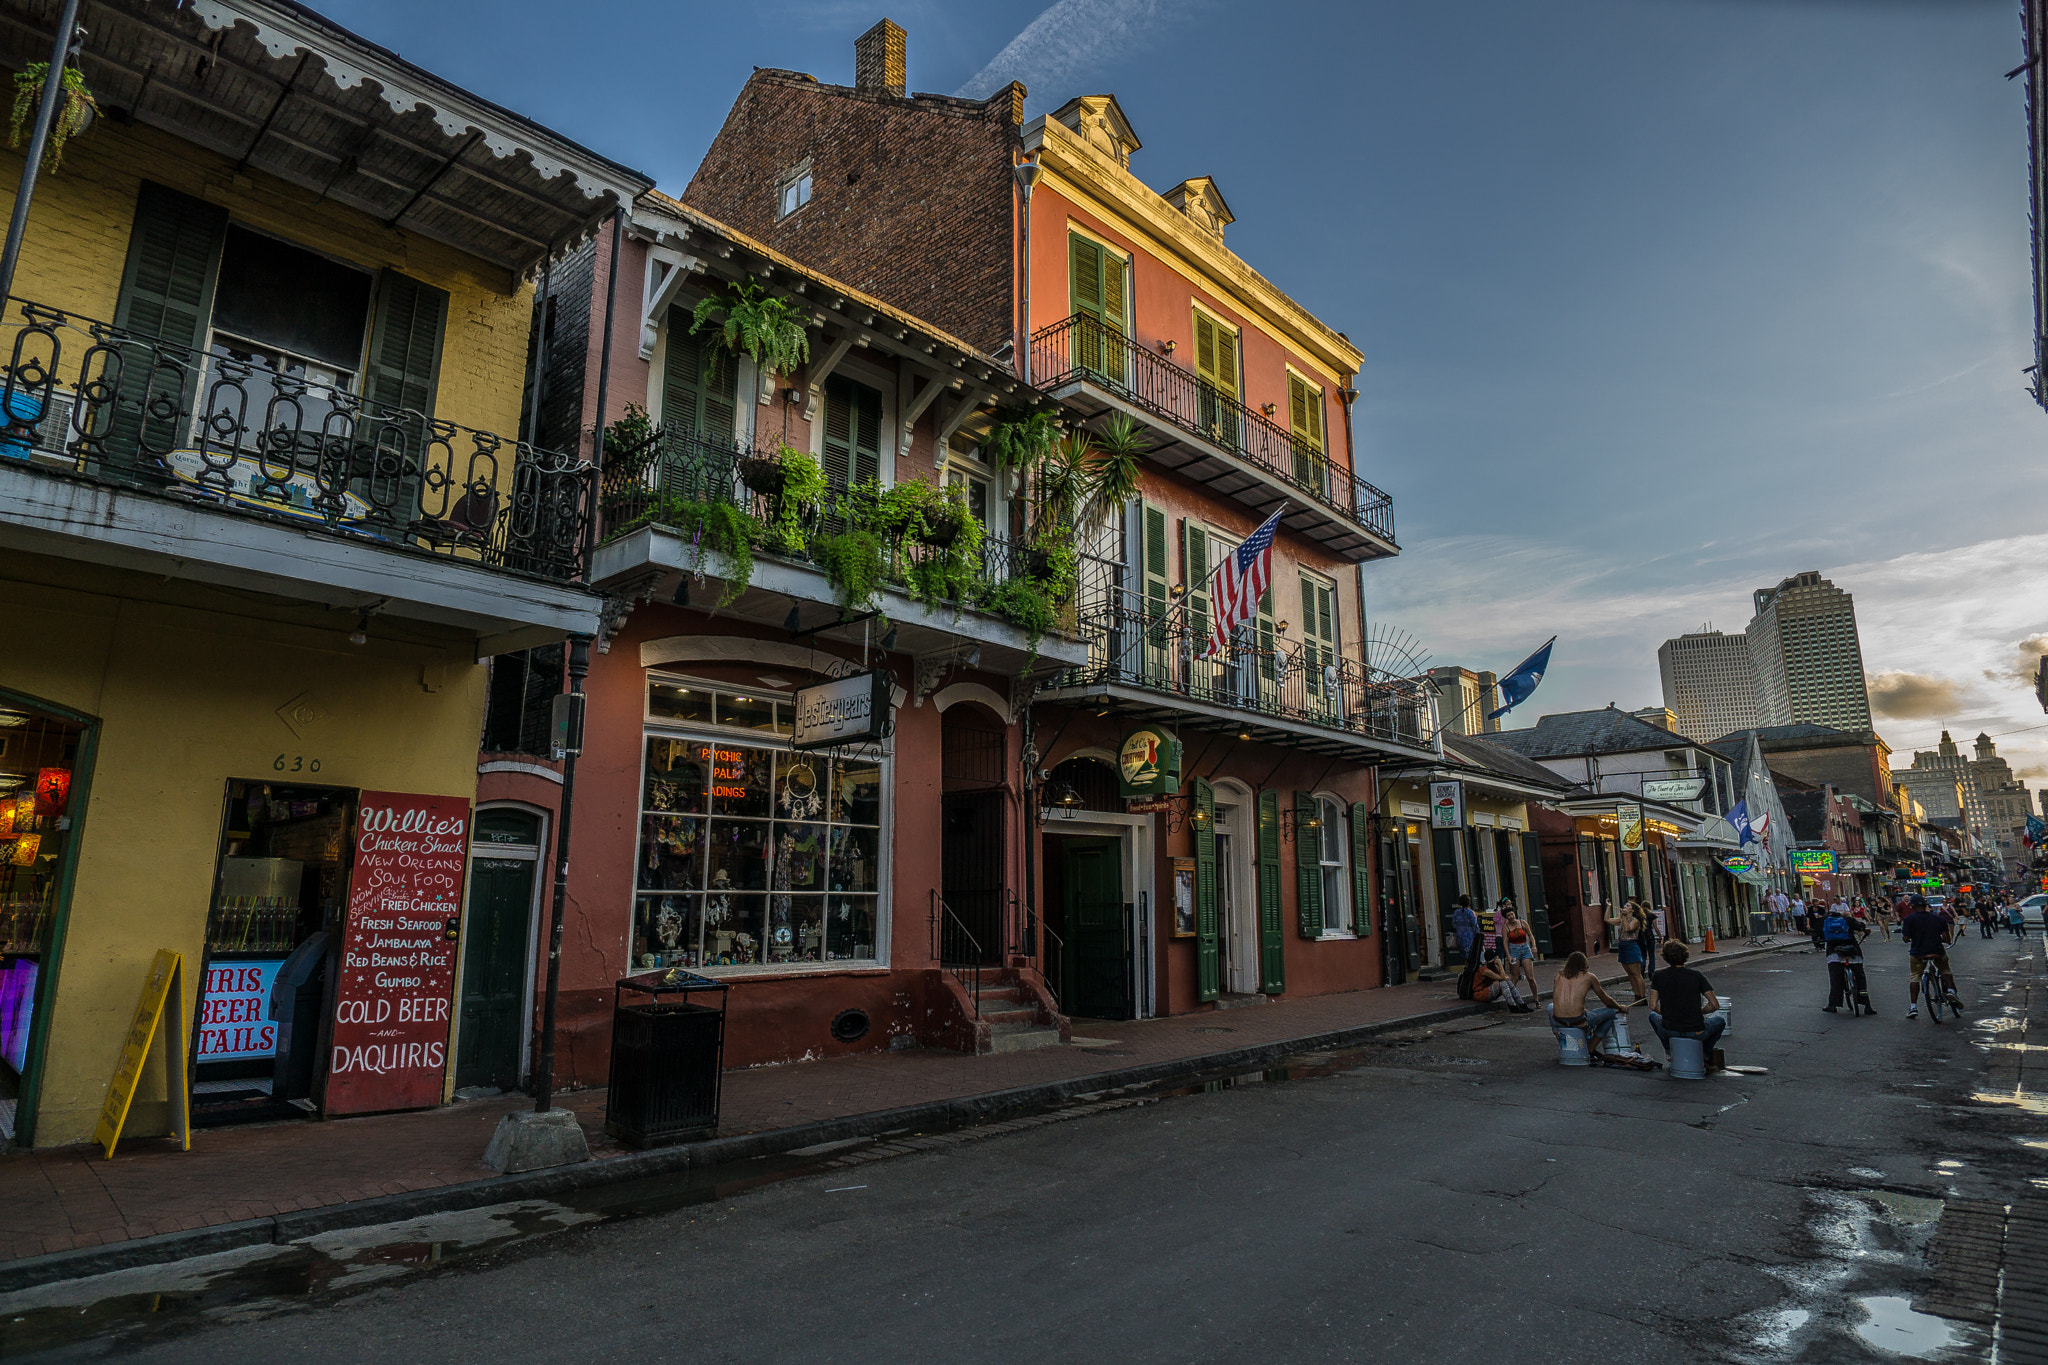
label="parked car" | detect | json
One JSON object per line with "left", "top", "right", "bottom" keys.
{"left": 2019, "top": 893, "right": 2047, "bottom": 929}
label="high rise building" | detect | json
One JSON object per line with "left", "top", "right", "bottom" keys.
{"left": 1745, "top": 572, "right": 1873, "bottom": 733}
{"left": 1657, "top": 628, "right": 1760, "bottom": 742}
{"left": 1892, "top": 729, "right": 2035, "bottom": 866}
{"left": 1427, "top": 667, "right": 1501, "bottom": 737}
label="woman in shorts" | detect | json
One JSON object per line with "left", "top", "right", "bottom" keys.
{"left": 1497, "top": 900, "right": 1541, "bottom": 1003}
{"left": 1606, "top": 899, "right": 1652, "bottom": 1005}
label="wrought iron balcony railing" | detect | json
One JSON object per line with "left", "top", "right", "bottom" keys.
{"left": 0, "top": 298, "right": 593, "bottom": 580}
{"left": 1050, "top": 593, "right": 1432, "bottom": 747}
{"left": 1031, "top": 313, "right": 1396, "bottom": 547}
{"left": 599, "top": 426, "right": 1121, "bottom": 634}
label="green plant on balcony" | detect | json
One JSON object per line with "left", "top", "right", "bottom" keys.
{"left": 980, "top": 406, "right": 1060, "bottom": 473}
{"left": 690, "top": 279, "right": 811, "bottom": 379}
{"left": 10, "top": 64, "right": 98, "bottom": 172}
{"left": 757, "top": 442, "right": 825, "bottom": 556}
{"left": 982, "top": 525, "right": 1078, "bottom": 670}
{"left": 815, "top": 521, "right": 888, "bottom": 624}
{"left": 885, "top": 481, "right": 985, "bottom": 611}
{"left": 655, "top": 495, "right": 757, "bottom": 608}
{"left": 601, "top": 403, "right": 655, "bottom": 477}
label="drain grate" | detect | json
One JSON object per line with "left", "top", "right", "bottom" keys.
{"left": 1918, "top": 1193, "right": 2048, "bottom": 1361}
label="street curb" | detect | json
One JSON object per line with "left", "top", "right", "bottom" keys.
{"left": 0, "top": 939, "right": 1796, "bottom": 1293}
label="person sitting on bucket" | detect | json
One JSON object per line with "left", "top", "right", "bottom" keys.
{"left": 1549, "top": 952, "right": 1625, "bottom": 1055}
{"left": 1647, "top": 941, "right": 1725, "bottom": 1063}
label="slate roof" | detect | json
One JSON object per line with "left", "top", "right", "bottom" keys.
{"left": 1441, "top": 734, "right": 1581, "bottom": 792}
{"left": 1487, "top": 706, "right": 1712, "bottom": 760}
{"left": 1710, "top": 722, "right": 1871, "bottom": 748}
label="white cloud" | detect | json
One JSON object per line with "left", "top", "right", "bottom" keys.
{"left": 953, "top": 0, "right": 1175, "bottom": 102}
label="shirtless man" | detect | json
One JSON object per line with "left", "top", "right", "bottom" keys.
{"left": 1549, "top": 951, "right": 1626, "bottom": 1055}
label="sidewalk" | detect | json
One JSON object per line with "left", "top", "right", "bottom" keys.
{"left": 0, "top": 938, "right": 1797, "bottom": 1283}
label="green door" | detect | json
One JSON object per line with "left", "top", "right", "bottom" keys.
{"left": 457, "top": 811, "right": 542, "bottom": 1091}
{"left": 1063, "top": 838, "right": 1130, "bottom": 1020}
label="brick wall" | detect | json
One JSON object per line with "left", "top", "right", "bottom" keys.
{"left": 681, "top": 72, "right": 1023, "bottom": 356}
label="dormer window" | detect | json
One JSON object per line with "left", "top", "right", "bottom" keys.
{"left": 776, "top": 162, "right": 813, "bottom": 219}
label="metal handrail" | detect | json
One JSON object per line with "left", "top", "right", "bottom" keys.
{"left": 1052, "top": 590, "right": 1433, "bottom": 746}
{"left": 0, "top": 296, "right": 592, "bottom": 580}
{"left": 1038, "top": 921, "right": 1065, "bottom": 1013}
{"left": 1030, "top": 312, "right": 1396, "bottom": 546}
{"left": 929, "top": 890, "right": 985, "bottom": 1020}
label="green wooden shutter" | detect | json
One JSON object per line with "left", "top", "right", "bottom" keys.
{"left": 1257, "top": 789, "right": 1285, "bottom": 994}
{"left": 1351, "top": 802, "right": 1372, "bottom": 937}
{"left": 1288, "top": 373, "right": 1325, "bottom": 488}
{"left": 661, "top": 311, "right": 702, "bottom": 437}
{"left": 1102, "top": 245, "right": 1125, "bottom": 333}
{"left": 850, "top": 379, "right": 881, "bottom": 485}
{"left": 1432, "top": 827, "right": 1462, "bottom": 964}
{"left": 822, "top": 375, "right": 881, "bottom": 488}
{"left": 822, "top": 376, "right": 853, "bottom": 488}
{"left": 366, "top": 272, "right": 447, "bottom": 421}
{"left": 1184, "top": 522, "right": 1210, "bottom": 645}
{"left": 108, "top": 181, "right": 227, "bottom": 470}
{"left": 1294, "top": 791, "right": 1323, "bottom": 938}
{"left": 1521, "top": 831, "right": 1551, "bottom": 955}
{"left": 1195, "top": 313, "right": 1217, "bottom": 383}
{"left": 1256, "top": 584, "right": 1277, "bottom": 708}
{"left": 1069, "top": 232, "right": 1102, "bottom": 320}
{"left": 1141, "top": 502, "right": 1170, "bottom": 681}
{"left": 1195, "top": 777, "right": 1219, "bottom": 1002}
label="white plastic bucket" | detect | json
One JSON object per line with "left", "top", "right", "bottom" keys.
{"left": 1556, "top": 1026, "right": 1591, "bottom": 1067}
{"left": 1668, "top": 1035, "right": 1707, "bottom": 1080}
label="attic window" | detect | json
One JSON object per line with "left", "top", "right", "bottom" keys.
{"left": 777, "top": 163, "right": 813, "bottom": 219}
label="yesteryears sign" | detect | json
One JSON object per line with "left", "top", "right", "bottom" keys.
{"left": 325, "top": 793, "right": 468, "bottom": 1115}
{"left": 792, "top": 670, "right": 892, "bottom": 750}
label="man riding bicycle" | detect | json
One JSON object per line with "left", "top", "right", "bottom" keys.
{"left": 1899, "top": 893, "right": 1961, "bottom": 1019}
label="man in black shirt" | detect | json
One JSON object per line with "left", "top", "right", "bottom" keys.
{"left": 1647, "top": 940, "right": 1725, "bottom": 1060}
{"left": 1899, "top": 894, "right": 1959, "bottom": 1019}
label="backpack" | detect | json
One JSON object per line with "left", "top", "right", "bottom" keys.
{"left": 1822, "top": 912, "right": 1854, "bottom": 945}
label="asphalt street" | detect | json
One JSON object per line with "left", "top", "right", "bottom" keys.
{"left": 10, "top": 932, "right": 2043, "bottom": 1364}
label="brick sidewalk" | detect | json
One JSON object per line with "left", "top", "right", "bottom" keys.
{"left": 0, "top": 941, "right": 1792, "bottom": 1265}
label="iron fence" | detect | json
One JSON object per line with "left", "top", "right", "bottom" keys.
{"left": 0, "top": 297, "right": 593, "bottom": 580}
{"left": 1031, "top": 312, "right": 1396, "bottom": 547}
{"left": 930, "top": 890, "right": 986, "bottom": 1018}
{"left": 1053, "top": 591, "right": 1432, "bottom": 747}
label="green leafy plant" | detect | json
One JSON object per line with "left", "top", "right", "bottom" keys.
{"left": 601, "top": 402, "right": 656, "bottom": 478}
{"left": 981, "top": 578, "right": 1057, "bottom": 669}
{"left": 816, "top": 525, "right": 888, "bottom": 622}
{"left": 690, "top": 278, "right": 811, "bottom": 379}
{"left": 629, "top": 494, "right": 756, "bottom": 607}
{"left": 759, "top": 441, "right": 825, "bottom": 555}
{"left": 9, "top": 64, "right": 97, "bottom": 172}
{"left": 979, "top": 406, "right": 1060, "bottom": 473}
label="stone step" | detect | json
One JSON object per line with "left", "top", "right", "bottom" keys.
{"left": 980, "top": 1005, "right": 1039, "bottom": 1026}
{"left": 1212, "top": 993, "right": 1269, "bottom": 1011}
{"left": 989, "top": 1023, "right": 1064, "bottom": 1054}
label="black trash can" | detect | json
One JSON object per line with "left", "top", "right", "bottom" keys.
{"left": 605, "top": 968, "right": 728, "bottom": 1148}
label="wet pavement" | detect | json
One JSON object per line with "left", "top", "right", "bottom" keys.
{"left": 6, "top": 936, "right": 2045, "bottom": 1363}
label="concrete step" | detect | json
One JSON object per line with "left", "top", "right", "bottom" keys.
{"left": 980, "top": 1002, "right": 1040, "bottom": 1026}
{"left": 988, "top": 1023, "right": 1064, "bottom": 1054}
{"left": 1212, "top": 993, "right": 1269, "bottom": 1011}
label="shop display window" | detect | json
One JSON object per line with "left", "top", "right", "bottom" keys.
{"left": 0, "top": 702, "right": 85, "bottom": 1107}
{"left": 635, "top": 676, "right": 885, "bottom": 973}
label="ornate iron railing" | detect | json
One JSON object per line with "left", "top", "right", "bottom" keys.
{"left": 600, "top": 425, "right": 1120, "bottom": 637}
{"left": 1031, "top": 312, "right": 1396, "bottom": 547}
{"left": 0, "top": 298, "right": 592, "bottom": 580}
{"left": 1050, "top": 590, "right": 1432, "bottom": 747}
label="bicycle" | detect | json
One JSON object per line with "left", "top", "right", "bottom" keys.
{"left": 1920, "top": 957, "right": 1944, "bottom": 1022}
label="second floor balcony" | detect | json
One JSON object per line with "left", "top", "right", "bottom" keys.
{"left": 1031, "top": 313, "right": 1397, "bottom": 563}
{"left": 1038, "top": 592, "right": 1438, "bottom": 760}
{"left": 592, "top": 427, "right": 1105, "bottom": 675}
{"left": 0, "top": 298, "right": 599, "bottom": 650}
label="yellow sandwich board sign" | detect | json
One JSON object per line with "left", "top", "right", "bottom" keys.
{"left": 94, "top": 949, "right": 190, "bottom": 1158}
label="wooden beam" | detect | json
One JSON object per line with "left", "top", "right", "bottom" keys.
{"left": 803, "top": 336, "right": 856, "bottom": 423}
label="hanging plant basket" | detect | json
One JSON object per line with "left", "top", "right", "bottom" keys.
{"left": 10, "top": 64, "right": 99, "bottom": 173}
{"left": 913, "top": 504, "right": 968, "bottom": 550}
{"left": 738, "top": 454, "right": 787, "bottom": 498}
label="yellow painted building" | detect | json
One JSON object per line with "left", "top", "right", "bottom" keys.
{"left": 0, "top": 0, "right": 647, "bottom": 1147}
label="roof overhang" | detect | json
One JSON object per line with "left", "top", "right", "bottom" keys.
{"left": 1378, "top": 760, "right": 1577, "bottom": 805}
{"left": 0, "top": 0, "right": 653, "bottom": 279}
{"left": 1032, "top": 681, "right": 1440, "bottom": 764}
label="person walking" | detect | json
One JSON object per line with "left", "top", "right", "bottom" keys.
{"left": 2008, "top": 899, "right": 2027, "bottom": 938}
{"left": 1497, "top": 901, "right": 1541, "bottom": 1003}
{"left": 1606, "top": 899, "right": 1652, "bottom": 1005}
{"left": 1790, "top": 892, "right": 1808, "bottom": 937}
{"left": 1452, "top": 894, "right": 1480, "bottom": 963}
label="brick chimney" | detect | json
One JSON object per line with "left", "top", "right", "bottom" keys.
{"left": 855, "top": 19, "right": 906, "bottom": 97}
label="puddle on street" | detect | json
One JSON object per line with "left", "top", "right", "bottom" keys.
{"left": 1865, "top": 1191, "right": 1942, "bottom": 1224}
{"left": 1853, "top": 1295, "right": 1953, "bottom": 1357}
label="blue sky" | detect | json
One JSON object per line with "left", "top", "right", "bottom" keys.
{"left": 329, "top": 0, "right": 2048, "bottom": 775}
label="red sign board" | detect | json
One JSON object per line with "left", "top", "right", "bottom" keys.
{"left": 324, "top": 791, "right": 469, "bottom": 1115}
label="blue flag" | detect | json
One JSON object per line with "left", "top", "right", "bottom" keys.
{"left": 2028, "top": 814, "right": 2044, "bottom": 849}
{"left": 1486, "top": 637, "right": 1556, "bottom": 720}
{"left": 1729, "top": 800, "right": 1754, "bottom": 847}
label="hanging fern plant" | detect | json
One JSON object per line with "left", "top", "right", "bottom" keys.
{"left": 760, "top": 442, "right": 825, "bottom": 556}
{"left": 690, "top": 278, "right": 811, "bottom": 379}
{"left": 654, "top": 495, "right": 756, "bottom": 608}
{"left": 9, "top": 63, "right": 98, "bottom": 173}
{"left": 980, "top": 406, "right": 1061, "bottom": 473}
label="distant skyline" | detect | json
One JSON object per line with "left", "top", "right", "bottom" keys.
{"left": 317, "top": 0, "right": 2048, "bottom": 775}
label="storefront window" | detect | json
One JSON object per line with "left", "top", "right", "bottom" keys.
{"left": 636, "top": 677, "right": 885, "bottom": 973}
{"left": 0, "top": 702, "right": 87, "bottom": 1123}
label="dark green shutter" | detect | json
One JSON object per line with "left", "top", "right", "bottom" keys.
{"left": 109, "top": 181, "right": 227, "bottom": 470}
{"left": 1141, "top": 502, "right": 1169, "bottom": 681}
{"left": 1257, "top": 789, "right": 1284, "bottom": 994}
{"left": 1520, "top": 832, "right": 1551, "bottom": 955}
{"left": 1294, "top": 791, "right": 1323, "bottom": 938}
{"left": 362, "top": 271, "right": 447, "bottom": 517}
{"left": 823, "top": 375, "right": 881, "bottom": 488}
{"left": 1070, "top": 232, "right": 1102, "bottom": 320}
{"left": 1184, "top": 522, "right": 1209, "bottom": 646}
{"left": 661, "top": 310, "right": 702, "bottom": 436}
{"left": 1351, "top": 802, "right": 1372, "bottom": 937}
{"left": 1195, "top": 777, "right": 1219, "bottom": 1002}
{"left": 1433, "top": 828, "right": 1462, "bottom": 964}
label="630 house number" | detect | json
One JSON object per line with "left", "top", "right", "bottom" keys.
{"left": 273, "top": 754, "right": 323, "bottom": 773}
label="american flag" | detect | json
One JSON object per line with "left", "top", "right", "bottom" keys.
{"left": 1202, "top": 507, "right": 1285, "bottom": 659}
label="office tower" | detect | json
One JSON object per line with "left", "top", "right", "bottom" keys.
{"left": 1745, "top": 572, "right": 1872, "bottom": 733}
{"left": 1657, "top": 628, "right": 1760, "bottom": 742}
